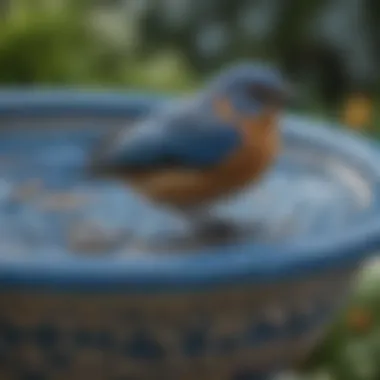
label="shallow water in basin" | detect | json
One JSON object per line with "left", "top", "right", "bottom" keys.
{"left": 0, "top": 117, "right": 374, "bottom": 259}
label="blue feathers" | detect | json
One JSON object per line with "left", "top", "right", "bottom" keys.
{"left": 164, "top": 118, "right": 241, "bottom": 167}
{"left": 92, "top": 112, "right": 242, "bottom": 172}
{"left": 90, "top": 62, "right": 287, "bottom": 176}
{"left": 104, "top": 120, "right": 170, "bottom": 167}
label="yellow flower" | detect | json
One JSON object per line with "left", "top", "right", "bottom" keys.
{"left": 342, "top": 93, "right": 373, "bottom": 131}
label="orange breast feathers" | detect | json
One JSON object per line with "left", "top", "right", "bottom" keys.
{"left": 128, "top": 106, "right": 280, "bottom": 208}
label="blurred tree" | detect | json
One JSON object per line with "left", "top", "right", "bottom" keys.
{"left": 0, "top": 0, "right": 95, "bottom": 84}
{"left": 137, "top": 0, "right": 250, "bottom": 73}
{"left": 1, "top": 0, "right": 380, "bottom": 124}
{"left": 0, "top": 0, "right": 199, "bottom": 90}
{"left": 0, "top": 0, "right": 141, "bottom": 85}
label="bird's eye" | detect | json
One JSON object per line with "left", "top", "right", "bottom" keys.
{"left": 247, "top": 84, "right": 284, "bottom": 106}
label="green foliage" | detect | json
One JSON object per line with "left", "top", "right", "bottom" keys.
{"left": 122, "top": 50, "right": 198, "bottom": 92}
{"left": 0, "top": 0, "right": 94, "bottom": 84}
{"left": 299, "top": 261, "right": 380, "bottom": 380}
{"left": 0, "top": 0, "right": 199, "bottom": 90}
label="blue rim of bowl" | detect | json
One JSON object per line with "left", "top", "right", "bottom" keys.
{"left": 0, "top": 89, "right": 379, "bottom": 293}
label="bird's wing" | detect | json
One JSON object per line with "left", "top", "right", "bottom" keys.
{"left": 89, "top": 113, "right": 242, "bottom": 174}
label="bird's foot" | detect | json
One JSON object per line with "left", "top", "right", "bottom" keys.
{"left": 195, "top": 219, "right": 242, "bottom": 243}
{"left": 178, "top": 207, "right": 262, "bottom": 245}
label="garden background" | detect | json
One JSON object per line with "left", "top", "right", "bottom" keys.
{"left": 1, "top": 1, "right": 380, "bottom": 379}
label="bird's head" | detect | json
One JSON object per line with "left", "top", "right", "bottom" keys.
{"left": 204, "top": 62, "right": 292, "bottom": 129}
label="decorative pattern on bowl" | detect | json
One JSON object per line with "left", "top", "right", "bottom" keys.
{"left": 0, "top": 267, "right": 357, "bottom": 380}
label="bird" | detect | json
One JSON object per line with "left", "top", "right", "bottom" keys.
{"left": 88, "top": 62, "right": 290, "bottom": 234}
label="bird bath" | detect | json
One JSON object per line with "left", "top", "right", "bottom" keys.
{"left": 1, "top": 90, "right": 380, "bottom": 380}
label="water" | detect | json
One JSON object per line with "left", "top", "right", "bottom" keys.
{"left": 0, "top": 117, "right": 373, "bottom": 260}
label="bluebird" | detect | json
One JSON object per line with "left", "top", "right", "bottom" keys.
{"left": 89, "top": 62, "right": 290, "bottom": 230}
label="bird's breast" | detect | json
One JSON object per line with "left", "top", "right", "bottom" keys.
{"left": 130, "top": 120, "right": 280, "bottom": 207}
{"left": 208, "top": 120, "right": 280, "bottom": 190}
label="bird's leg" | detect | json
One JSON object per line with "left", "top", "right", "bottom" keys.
{"left": 177, "top": 205, "right": 239, "bottom": 242}
{"left": 176, "top": 206, "right": 208, "bottom": 233}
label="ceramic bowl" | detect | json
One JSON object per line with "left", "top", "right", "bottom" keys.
{"left": 1, "top": 90, "right": 380, "bottom": 380}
